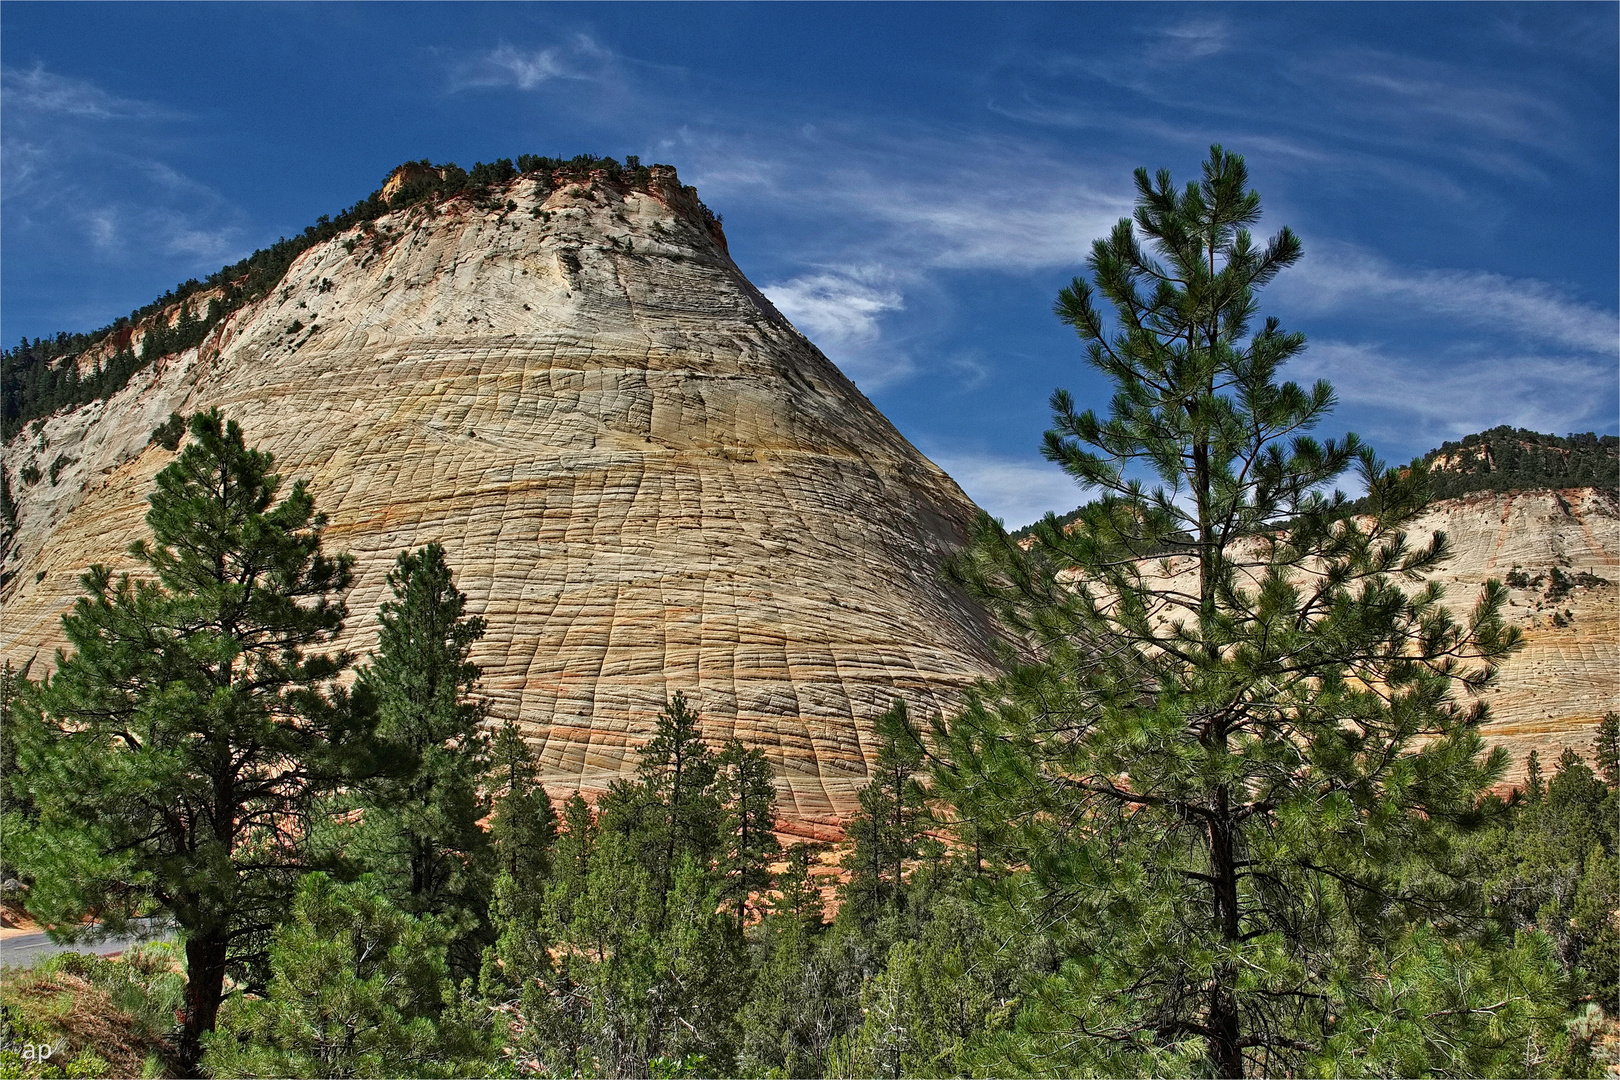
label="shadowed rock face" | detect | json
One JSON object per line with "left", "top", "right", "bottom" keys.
{"left": 0, "top": 167, "right": 1000, "bottom": 831}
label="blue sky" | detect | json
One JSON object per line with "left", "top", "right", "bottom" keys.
{"left": 3, "top": 2, "right": 1616, "bottom": 526}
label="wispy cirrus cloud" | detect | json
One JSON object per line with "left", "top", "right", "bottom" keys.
{"left": 763, "top": 269, "right": 903, "bottom": 349}
{"left": 1294, "top": 340, "right": 1615, "bottom": 445}
{"left": 1281, "top": 245, "right": 1619, "bottom": 356}
{"left": 1295, "top": 49, "right": 1573, "bottom": 155}
{"left": 1154, "top": 18, "right": 1231, "bottom": 61}
{"left": 1, "top": 64, "right": 176, "bottom": 121}
{"left": 837, "top": 173, "right": 1129, "bottom": 271}
{"left": 674, "top": 126, "right": 1133, "bottom": 274}
{"left": 1, "top": 65, "right": 247, "bottom": 329}
{"left": 447, "top": 36, "right": 617, "bottom": 92}
{"left": 924, "top": 449, "right": 1084, "bottom": 527}
{"left": 762, "top": 269, "right": 913, "bottom": 388}
{"left": 672, "top": 128, "right": 1132, "bottom": 388}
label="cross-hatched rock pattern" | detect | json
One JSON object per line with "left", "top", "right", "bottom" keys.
{"left": 0, "top": 168, "right": 1000, "bottom": 830}
{"left": 1406, "top": 487, "right": 1619, "bottom": 783}
{"left": 1068, "top": 484, "right": 1616, "bottom": 787}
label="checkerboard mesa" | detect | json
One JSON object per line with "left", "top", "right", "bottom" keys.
{"left": 0, "top": 160, "right": 1000, "bottom": 828}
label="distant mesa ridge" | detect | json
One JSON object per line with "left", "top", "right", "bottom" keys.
{"left": 2, "top": 157, "right": 1615, "bottom": 821}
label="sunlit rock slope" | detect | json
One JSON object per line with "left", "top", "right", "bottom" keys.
{"left": 0, "top": 166, "right": 999, "bottom": 831}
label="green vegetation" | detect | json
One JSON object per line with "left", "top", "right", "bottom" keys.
{"left": 925, "top": 146, "right": 1592, "bottom": 1077}
{"left": 0, "top": 947, "right": 183, "bottom": 1078}
{"left": 1, "top": 154, "right": 697, "bottom": 442}
{"left": 4, "top": 147, "right": 1615, "bottom": 1078}
{"left": 1478, "top": 727, "right": 1619, "bottom": 1006}
{"left": 347, "top": 544, "right": 496, "bottom": 983}
{"left": 1014, "top": 426, "right": 1619, "bottom": 539}
{"left": 1419, "top": 427, "right": 1618, "bottom": 499}
{"left": 201, "top": 874, "right": 494, "bottom": 1079}
{"left": 147, "top": 413, "right": 186, "bottom": 453}
{"left": 8, "top": 410, "right": 363, "bottom": 1071}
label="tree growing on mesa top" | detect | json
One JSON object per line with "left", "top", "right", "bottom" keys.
{"left": 928, "top": 147, "right": 1570, "bottom": 1076}
{"left": 350, "top": 543, "right": 496, "bottom": 983}
{"left": 9, "top": 410, "right": 364, "bottom": 1072}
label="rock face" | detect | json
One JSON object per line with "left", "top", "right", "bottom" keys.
{"left": 1403, "top": 487, "right": 1618, "bottom": 783}
{"left": 0, "top": 167, "right": 999, "bottom": 831}
{"left": 3, "top": 164, "right": 1614, "bottom": 821}
{"left": 1050, "top": 483, "right": 1616, "bottom": 787}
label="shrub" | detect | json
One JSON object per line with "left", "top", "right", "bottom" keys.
{"left": 148, "top": 413, "right": 186, "bottom": 452}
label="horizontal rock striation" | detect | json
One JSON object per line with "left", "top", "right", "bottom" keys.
{"left": 0, "top": 166, "right": 1000, "bottom": 829}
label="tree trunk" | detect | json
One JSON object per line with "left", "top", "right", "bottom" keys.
{"left": 1208, "top": 787, "right": 1244, "bottom": 1078}
{"left": 179, "top": 933, "right": 229, "bottom": 1076}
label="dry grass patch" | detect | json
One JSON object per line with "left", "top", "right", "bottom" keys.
{"left": 1, "top": 947, "right": 182, "bottom": 1078}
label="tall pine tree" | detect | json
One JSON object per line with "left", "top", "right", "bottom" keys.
{"left": 715, "top": 738, "right": 780, "bottom": 929}
{"left": 351, "top": 543, "right": 495, "bottom": 982}
{"left": 842, "top": 701, "right": 928, "bottom": 926}
{"left": 11, "top": 410, "right": 360, "bottom": 1070}
{"left": 486, "top": 720, "right": 558, "bottom": 987}
{"left": 597, "top": 691, "right": 721, "bottom": 921}
{"left": 929, "top": 147, "right": 1561, "bottom": 1077}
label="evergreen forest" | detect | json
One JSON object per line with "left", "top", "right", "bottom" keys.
{"left": 2, "top": 149, "right": 1617, "bottom": 1079}
{"left": 1419, "top": 428, "right": 1618, "bottom": 500}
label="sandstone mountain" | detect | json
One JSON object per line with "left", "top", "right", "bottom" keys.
{"left": 1064, "top": 483, "right": 1618, "bottom": 788}
{"left": 0, "top": 164, "right": 999, "bottom": 833}
{"left": 1406, "top": 486, "right": 1617, "bottom": 783}
{"left": 2, "top": 162, "right": 1614, "bottom": 824}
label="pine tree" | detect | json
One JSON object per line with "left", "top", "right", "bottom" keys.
{"left": 351, "top": 543, "right": 495, "bottom": 982}
{"left": 841, "top": 701, "right": 928, "bottom": 925}
{"left": 930, "top": 148, "right": 1551, "bottom": 1077}
{"left": 202, "top": 873, "right": 492, "bottom": 1079}
{"left": 1527, "top": 748, "right": 1546, "bottom": 804}
{"left": 774, "top": 841, "right": 830, "bottom": 932}
{"left": 1484, "top": 748, "right": 1619, "bottom": 1005}
{"left": 486, "top": 720, "right": 557, "bottom": 986}
{"left": 1593, "top": 711, "right": 1619, "bottom": 789}
{"left": 598, "top": 692, "right": 721, "bottom": 919}
{"left": 10, "top": 410, "right": 360, "bottom": 1070}
{"left": 509, "top": 745, "right": 747, "bottom": 1076}
{"left": 715, "top": 738, "right": 780, "bottom": 929}
{"left": 489, "top": 720, "right": 557, "bottom": 886}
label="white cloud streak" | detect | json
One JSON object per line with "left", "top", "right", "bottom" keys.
{"left": 1295, "top": 49, "right": 1573, "bottom": 155}
{"left": 676, "top": 130, "right": 1133, "bottom": 388}
{"left": 0, "top": 65, "right": 173, "bottom": 121}
{"left": 1295, "top": 340, "right": 1616, "bottom": 443}
{"left": 763, "top": 269, "right": 903, "bottom": 349}
{"left": 1282, "top": 245, "right": 1619, "bottom": 356}
{"left": 762, "top": 269, "right": 913, "bottom": 388}
{"left": 926, "top": 450, "right": 1084, "bottom": 528}
{"left": 1, "top": 64, "right": 248, "bottom": 313}
{"left": 1155, "top": 18, "right": 1231, "bottom": 60}
{"left": 448, "top": 36, "right": 614, "bottom": 92}
{"left": 840, "top": 176, "right": 1130, "bottom": 271}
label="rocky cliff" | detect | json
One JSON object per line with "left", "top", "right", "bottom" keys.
{"left": 1405, "top": 486, "right": 1618, "bottom": 783}
{"left": 0, "top": 165, "right": 999, "bottom": 832}
{"left": 3, "top": 164, "right": 1613, "bottom": 821}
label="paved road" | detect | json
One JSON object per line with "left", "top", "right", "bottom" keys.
{"left": 0, "top": 920, "right": 173, "bottom": 966}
